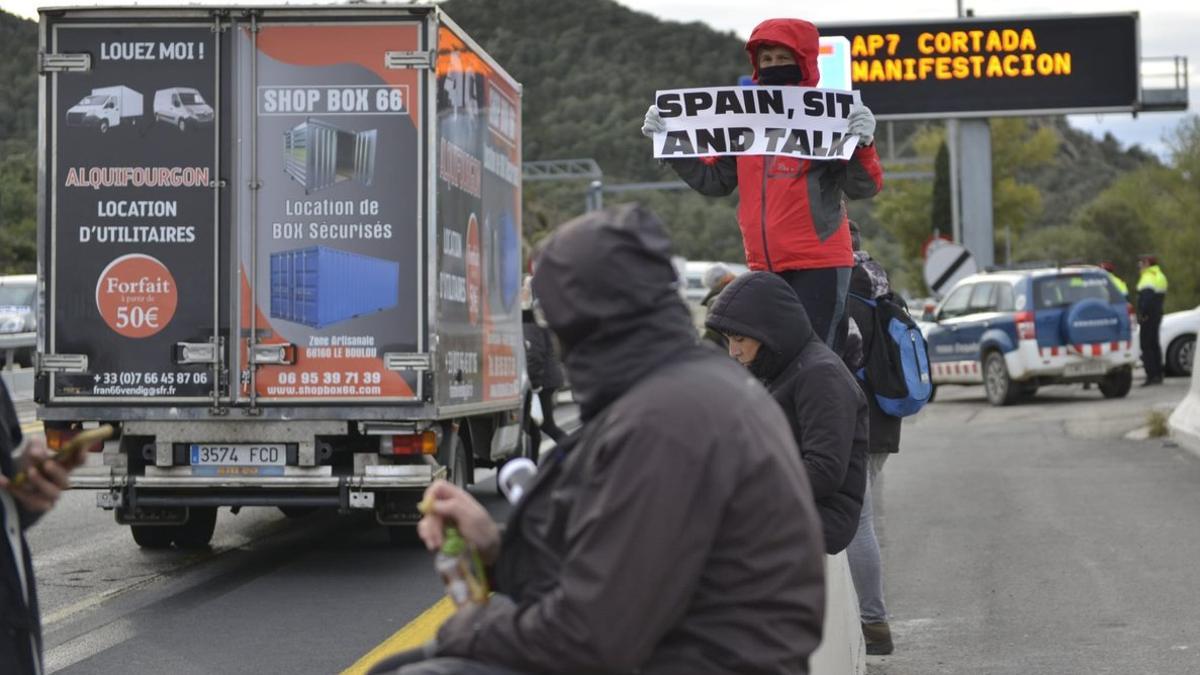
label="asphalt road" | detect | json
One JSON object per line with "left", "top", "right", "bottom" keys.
{"left": 868, "top": 376, "right": 1200, "bottom": 674}
{"left": 17, "top": 373, "right": 1200, "bottom": 674}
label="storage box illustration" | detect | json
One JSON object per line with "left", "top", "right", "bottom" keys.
{"left": 283, "top": 118, "right": 377, "bottom": 194}
{"left": 269, "top": 246, "right": 398, "bottom": 328}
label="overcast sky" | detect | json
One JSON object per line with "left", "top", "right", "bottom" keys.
{"left": 617, "top": 0, "right": 1196, "bottom": 158}
{"left": 3, "top": 0, "right": 1193, "bottom": 156}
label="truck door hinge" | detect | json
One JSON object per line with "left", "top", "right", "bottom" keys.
{"left": 39, "top": 52, "right": 92, "bottom": 74}
{"left": 384, "top": 353, "right": 432, "bottom": 371}
{"left": 251, "top": 343, "right": 296, "bottom": 365}
{"left": 385, "top": 50, "right": 435, "bottom": 70}
{"left": 175, "top": 341, "right": 219, "bottom": 364}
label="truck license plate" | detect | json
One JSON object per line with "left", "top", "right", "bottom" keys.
{"left": 1063, "top": 361, "right": 1106, "bottom": 377}
{"left": 190, "top": 444, "right": 286, "bottom": 476}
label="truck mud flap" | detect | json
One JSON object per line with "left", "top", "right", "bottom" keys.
{"left": 373, "top": 489, "right": 424, "bottom": 526}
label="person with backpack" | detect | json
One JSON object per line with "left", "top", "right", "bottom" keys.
{"left": 843, "top": 221, "right": 902, "bottom": 655}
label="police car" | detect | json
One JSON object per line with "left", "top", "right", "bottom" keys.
{"left": 925, "top": 266, "right": 1137, "bottom": 406}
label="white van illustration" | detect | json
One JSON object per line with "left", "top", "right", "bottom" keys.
{"left": 65, "top": 86, "right": 143, "bottom": 133}
{"left": 154, "top": 87, "right": 214, "bottom": 131}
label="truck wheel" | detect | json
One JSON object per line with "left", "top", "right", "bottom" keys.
{"left": 172, "top": 507, "right": 218, "bottom": 549}
{"left": 983, "top": 352, "right": 1019, "bottom": 406}
{"left": 178, "top": 118, "right": 187, "bottom": 132}
{"left": 130, "top": 524, "right": 174, "bottom": 549}
{"left": 1099, "top": 366, "right": 1133, "bottom": 399}
{"left": 99, "top": 120, "right": 109, "bottom": 134}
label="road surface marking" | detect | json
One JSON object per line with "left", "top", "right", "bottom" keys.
{"left": 43, "top": 617, "right": 135, "bottom": 673}
{"left": 342, "top": 597, "right": 454, "bottom": 675}
{"left": 21, "top": 420, "right": 43, "bottom": 435}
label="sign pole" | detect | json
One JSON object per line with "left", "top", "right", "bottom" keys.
{"left": 948, "top": 118, "right": 961, "bottom": 244}
{"left": 959, "top": 118, "right": 994, "bottom": 269}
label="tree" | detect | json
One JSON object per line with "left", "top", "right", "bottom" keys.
{"left": 871, "top": 125, "right": 943, "bottom": 294}
{"left": 989, "top": 117, "right": 1058, "bottom": 256}
{"left": 930, "top": 141, "right": 951, "bottom": 236}
{"left": 1061, "top": 115, "right": 1200, "bottom": 311}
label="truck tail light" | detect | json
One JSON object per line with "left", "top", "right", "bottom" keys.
{"left": 45, "top": 426, "right": 106, "bottom": 453}
{"left": 383, "top": 431, "right": 438, "bottom": 456}
{"left": 1015, "top": 311, "right": 1036, "bottom": 340}
{"left": 1127, "top": 303, "right": 1137, "bottom": 328}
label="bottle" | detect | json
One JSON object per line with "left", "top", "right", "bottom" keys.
{"left": 434, "top": 526, "right": 489, "bottom": 608}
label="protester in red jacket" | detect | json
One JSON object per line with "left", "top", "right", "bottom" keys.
{"left": 643, "top": 18, "right": 884, "bottom": 348}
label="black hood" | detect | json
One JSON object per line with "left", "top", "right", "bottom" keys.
{"left": 705, "top": 271, "right": 815, "bottom": 381}
{"left": 531, "top": 204, "right": 697, "bottom": 420}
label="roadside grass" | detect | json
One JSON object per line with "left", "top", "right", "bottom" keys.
{"left": 1147, "top": 410, "right": 1170, "bottom": 438}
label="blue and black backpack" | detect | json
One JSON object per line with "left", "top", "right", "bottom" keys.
{"left": 849, "top": 292, "right": 933, "bottom": 417}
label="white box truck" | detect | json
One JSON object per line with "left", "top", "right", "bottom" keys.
{"left": 65, "top": 85, "right": 142, "bottom": 132}
{"left": 38, "top": 5, "right": 530, "bottom": 547}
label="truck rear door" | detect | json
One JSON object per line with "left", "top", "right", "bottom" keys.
{"left": 43, "top": 18, "right": 227, "bottom": 405}
{"left": 232, "top": 14, "right": 428, "bottom": 405}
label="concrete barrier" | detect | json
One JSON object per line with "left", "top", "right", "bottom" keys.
{"left": 810, "top": 551, "right": 867, "bottom": 675}
{"left": 1169, "top": 366, "right": 1200, "bottom": 457}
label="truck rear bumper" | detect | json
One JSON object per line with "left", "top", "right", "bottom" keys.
{"left": 71, "top": 464, "right": 439, "bottom": 490}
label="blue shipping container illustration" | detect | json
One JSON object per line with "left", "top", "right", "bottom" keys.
{"left": 269, "top": 246, "right": 399, "bottom": 328}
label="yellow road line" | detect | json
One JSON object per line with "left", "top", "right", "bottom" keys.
{"left": 341, "top": 597, "right": 454, "bottom": 675}
{"left": 21, "top": 421, "right": 43, "bottom": 435}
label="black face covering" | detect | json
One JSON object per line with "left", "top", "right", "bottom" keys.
{"left": 758, "top": 64, "right": 803, "bottom": 86}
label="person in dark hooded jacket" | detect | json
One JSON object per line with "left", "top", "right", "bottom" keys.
{"left": 390, "top": 205, "right": 827, "bottom": 675}
{"left": 706, "top": 271, "right": 869, "bottom": 554}
{"left": 1, "top": 380, "right": 84, "bottom": 674}
{"left": 643, "top": 18, "right": 884, "bottom": 350}
{"left": 521, "top": 277, "right": 566, "bottom": 449}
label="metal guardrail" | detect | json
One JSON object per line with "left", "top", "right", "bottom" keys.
{"left": 522, "top": 158, "right": 603, "bottom": 182}
{"left": 1141, "top": 56, "right": 1189, "bottom": 112}
{"left": 0, "top": 333, "right": 34, "bottom": 371}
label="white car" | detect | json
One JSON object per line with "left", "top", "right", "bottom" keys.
{"left": 680, "top": 260, "right": 748, "bottom": 304}
{"left": 1161, "top": 304, "right": 1198, "bottom": 376}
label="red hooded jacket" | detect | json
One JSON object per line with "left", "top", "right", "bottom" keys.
{"left": 670, "top": 19, "right": 884, "bottom": 272}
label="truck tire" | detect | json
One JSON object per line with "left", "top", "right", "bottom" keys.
{"left": 1099, "top": 366, "right": 1133, "bottom": 399}
{"left": 983, "top": 351, "right": 1020, "bottom": 406}
{"left": 173, "top": 507, "right": 218, "bottom": 549}
{"left": 178, "top": 118, "right": 187, "bottom": 132}
{"left": 131, "top": 524, "right": 174, "bottom": 549}
{"left": 99, "top": 120, "right": 109, "bottom": 134}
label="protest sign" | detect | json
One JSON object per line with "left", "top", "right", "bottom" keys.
{"left": 651, "top": 86, "right": 862, "bottom": 161}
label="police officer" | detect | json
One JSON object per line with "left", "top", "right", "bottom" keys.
{"left": 1136, "top": 255, "right": 1168, "bottom": 386}
{"left": 1099, "top": 261, "right": 1128, "bottom": 298}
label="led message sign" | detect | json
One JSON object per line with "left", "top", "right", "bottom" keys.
{"left": 822, "top": 14, "right": 1139, "bottom": 118}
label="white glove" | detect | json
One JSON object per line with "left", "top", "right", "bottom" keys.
{"left": 847, "top": 103, "right": 876, "bottom": 147}
{"left": 641, "top": 104, "right": 666, "bottom": 138}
